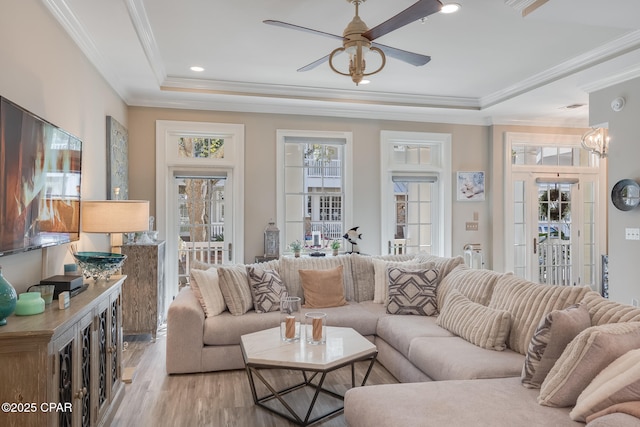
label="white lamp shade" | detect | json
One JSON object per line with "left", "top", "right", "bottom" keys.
{"left": 82, "top": 200, "right": 150, "bottom": 233}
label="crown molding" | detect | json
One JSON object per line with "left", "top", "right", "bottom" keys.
{"left": 41, "top": 0, "right": 127, "bottom": 100}
{"left": 125, "top": 0, "right": 166, "bottom": 86}
{"left": 481, "top": 30, "right": 640, "bottom": 108}
{"left": 580, "top": 62, "right": 640, "bottom": 93}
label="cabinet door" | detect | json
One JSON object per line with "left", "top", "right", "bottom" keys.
{"left": 108, "top": 292, "right": 122, "bottom": 398}
{"left": 52, "top": 326, "right": 75, "bottom": 427}
{"left": 75, "top": 312, "right": 93, "bottom": 427}
{"left": 95, "top": 300, "right": 110, "bottom": 421}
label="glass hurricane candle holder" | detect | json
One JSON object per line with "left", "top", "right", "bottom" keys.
{"left": 305, "top": 312, "right": 327, "bottom": 345}
{"left": 280, "top": 295, "right": 301, "bottom": 342}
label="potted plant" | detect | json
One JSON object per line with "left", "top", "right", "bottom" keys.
{"left": 290, "top": 240, "right": 302, "bottom": 257}
{"left": 330, "top": 240, "right": 341, "bottom": 256}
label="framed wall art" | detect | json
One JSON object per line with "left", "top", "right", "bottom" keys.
{"left": 456, "top": 171, "right": 485, "bottom": 201}
{"left": 106, "top": 116, "right": 128, "bottom": 200}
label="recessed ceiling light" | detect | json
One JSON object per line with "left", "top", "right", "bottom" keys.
{"left": 190, "top": 66, "right": 205, "bottom": 72}
{"left": 441, "top": 3, "right": 461, "bottom": 14}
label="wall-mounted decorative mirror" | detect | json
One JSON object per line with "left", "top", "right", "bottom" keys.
{"left": 611, "top": 179, "right": 640, "bottom": 211}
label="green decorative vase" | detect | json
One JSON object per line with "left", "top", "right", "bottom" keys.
{"left": 0, "top": 266, "right": 17, "bottom": 326}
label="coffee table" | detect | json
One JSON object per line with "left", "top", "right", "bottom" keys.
{"left": 240, "top": 326, "right": 377, "bottom": 426}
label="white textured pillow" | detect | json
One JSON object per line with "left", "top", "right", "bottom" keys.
{"left": 371, "top": 258, "right": 433, "bottom": 304}
{"left": 437, "top": 289, "right": 511, "bottom": 351}
{"left": 570, "top": 348, "right": 640, "bottom": 422}
{"left": 217, "top": 265, "right": 253, "bottom": 316}
{"left": 189, "top": 268, "right": 226, "bottom": 317}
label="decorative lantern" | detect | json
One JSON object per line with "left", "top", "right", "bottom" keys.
{"left": 264, "top": 220, "right": 280, "bottom": 258}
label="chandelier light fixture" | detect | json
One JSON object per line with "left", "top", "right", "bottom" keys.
{"left": 328, "top": 1, "right": 386, "bottom": 85}
{"left": 581, "top": 127, "right": 609, "bottom": 158}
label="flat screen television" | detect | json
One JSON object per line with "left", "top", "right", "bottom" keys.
{"left": 0, "top": 96, "right": 82, "bottom": 256}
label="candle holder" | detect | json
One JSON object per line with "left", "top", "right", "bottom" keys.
{"left": 280, "top": 295, "right": 301, "bottom": 342}
{"left": 305, "top": 312, "right": 327, "bottom": 345}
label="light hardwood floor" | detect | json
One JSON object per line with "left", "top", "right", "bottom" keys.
{"left": 113, "top": 326, "right": 398, "bottom": 427}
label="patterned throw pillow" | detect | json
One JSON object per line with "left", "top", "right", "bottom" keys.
{"left": 521, "top": 303, "right": 591, "bottom": 389}
{"left": 386, "top": 266, "right": 439, "bottom": 316}
{"left": 246, "top": 266, "right": 286, "bottom": 314}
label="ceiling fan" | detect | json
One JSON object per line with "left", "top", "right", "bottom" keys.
{"left": 265, "top": 0, "right": 443, "bottom": 85}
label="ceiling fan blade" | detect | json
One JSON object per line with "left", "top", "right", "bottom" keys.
{"left": 363, "top": 0, "right": 443, "bottom": 41}
{"left": 297, "top": 54, "right": 331, "bottom": 72}
{"left": 264, "top": 20, "right": 345, "bottom": 41}
{"left": 372, "top": 42, "right": 431, "bottom": 66}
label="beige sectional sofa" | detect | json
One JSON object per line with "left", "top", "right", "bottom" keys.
{"left": 166, "top": 253, "right": 640, "bottom": 426}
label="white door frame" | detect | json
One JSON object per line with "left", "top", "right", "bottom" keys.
{"left": 156, "top": 120, "right": 244, "bottom": 304}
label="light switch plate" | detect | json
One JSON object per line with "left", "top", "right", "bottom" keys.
{"left": 466, "top": 222, "right": 478, "bottom": 231}
{"left": 625, "top": 228, "right": 640, "bottom": 240}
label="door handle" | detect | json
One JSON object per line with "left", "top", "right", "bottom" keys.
{"left": 533, "top": 238, "right": 537, "bottom": 254}
{"left": 228, "top": 242, "right": 232, "bottom": 261}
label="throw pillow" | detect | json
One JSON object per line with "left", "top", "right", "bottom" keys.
{"left": 299, "top": 265, "right": 348, "bottom": 308}
{"left": 586, "top": 401, "right": 640, "bottom": 424}
{"left": 386, "top": 266, "right": 439, "bottom": 316}
{"left": 436, "top": 264, "right": 505, "bottom": 308}
{"left": 246, "top": 266, "right": 286, "bottom": 314}
{"left": 189, "top": 268, "right": 227, "bottom": 317}
{"left": 371, "top": 258, "right": 434, "bottom": 304}
{"left": 539, "top": 321, "right": 640, "bottom": 407}
{"left": 217, "top": 265, "right": 254, "bottom": 316}
{"left": 436, "top": 289, "right": 511, "bottom": 351}
{"left": 521, "top": 303, "right": 591, "bottom": 389}
{"left": 570, "top": 348, "right": 640, "bottom": 421}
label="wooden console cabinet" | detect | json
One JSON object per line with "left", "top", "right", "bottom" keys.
{"left": 0, "top": 276, "right": 125, "bottom": 427}
{"left": 121, "top": 241, "right": 165, "bottom": 340}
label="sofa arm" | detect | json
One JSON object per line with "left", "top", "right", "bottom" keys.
{"left": 166, "top": 287, "right": 205, "bottom": 374}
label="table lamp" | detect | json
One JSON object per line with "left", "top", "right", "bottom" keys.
{"left": 81, "top": 200, "right": 150, "bottom": 251}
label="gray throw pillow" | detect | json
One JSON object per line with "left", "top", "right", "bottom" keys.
{"left": 246, "top": 266, "right": 286, "bottom": 314}
{"left": 386, "top": 266, "right": 439, "bottom": 316}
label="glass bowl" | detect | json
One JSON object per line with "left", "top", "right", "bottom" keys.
{"left": 73, "top": 252, "right": 127, "bottom": 281}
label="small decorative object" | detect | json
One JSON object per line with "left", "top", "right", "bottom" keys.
{"left": 343, "top": 226, "right": 362, "bottom": 254}
{"left": 305, "top": 312, "right": 327, "bottom": 345}
{"left": 311, "top": 230, "right": 322, "bottom": 247}
{"left": 58, "top": 291, "right": 70, "bottom": 310}
{"left": 264, "top": 220, "right": 280, "bottom": 258}
{"left": 330, "top": 240, "right": 341, "bottom": 256}
{"left": 72, "top": 251, "right": 127, "bottom": 281}
{"left": 0, "top": 266, "right": 17, "bottom": 326}
{"left": 15, "top": 292, "right": 45, "bottom": 316}
{"left": 457, "top": 171, "right": 485, "bottom": 201}
{"left": 289, "top": 240, "right": 302, "bottom": 258}
{"left": 280, "top": 294, "right": 301, "bottom": 342}
{"left": 27, "top": 284, "right": 55, "bottom": 305}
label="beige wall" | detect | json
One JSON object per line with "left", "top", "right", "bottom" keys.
{"left": 128, "top": 107, "right": 492, "bottom": 264}
{"left": 0, "top": 0, "right": 128, "bottom": 291}
{"left": 590, "top": 76, "right": 640, "bottom": 305}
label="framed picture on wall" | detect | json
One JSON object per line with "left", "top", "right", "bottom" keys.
{"left": 106, "top": 116, "right": 129, "bottom": 200}
{"left": 456, "top": 171, "right": 485, "bottom": 201}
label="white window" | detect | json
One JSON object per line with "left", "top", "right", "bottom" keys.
{"left": 380, "top": 131, "right": 451, "bottom": 256}
{"left": 277, "top": 130, "right": 352, "bottom": 252}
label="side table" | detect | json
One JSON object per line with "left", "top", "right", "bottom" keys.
{"left": 121, "top": 241, "right": 166, "bottom": 341}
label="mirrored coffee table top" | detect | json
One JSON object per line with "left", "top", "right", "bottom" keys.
{"left": 240, "top": 326, "right": 376, "bottom": 370}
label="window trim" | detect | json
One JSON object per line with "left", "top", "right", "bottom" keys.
{"left": 380, "top": 130, "right": 452, "bottom": 256}
{"left": 276, "top": 129, "right": 353, "bottom": 250}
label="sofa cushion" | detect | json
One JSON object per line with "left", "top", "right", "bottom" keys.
{"left": 436, "top": 290, "right": 511, "bottom": 351}
{"left": 436, "top": 264, "right": 504, "bottom": 309}
{"left": 412, "top": 253, "right": 465, "bottom": 279}
{"left": 376, "top": 314, "right": 454, "bottom": 358}
{"left": 571, "top": 349, "right": 640, "bottom": 422}
{"left": 344, "top": 377, "right": 580, "bottom": 427}
{"left": 539, "top": 322, "right": 640, "bottom": 407}
{"left": 280, "top": 255, "right": 355, "bottom": 302}
{"left": 581, "top": 291, "right": 640, "bottom": 326}
{"left": 386, "top": 266, "right": 439, "bottom": 316}
{"left": 302, "top": 304, "right": 380, "bottom": 337}
{"left": 299, "top": 265, "right": 348, "bottom": 308}
{"left": 217, "top": 265, "right": 254, "bottom": 316}
{"left": 408, "top": 336, "right": 524, "bottom": 380}
{"left": 203, "top": 310, "right": 280, "bottom": 345}
{"left": 246, "top": 266, "right": 286, "bottom": 313}
{"left": 189, "top": 267, "right": 227, "bottom": 317}
{"left": 488, "top": 275, "right": 590, "bottom": 354}
{"left": 522, "top": 303, "right": 591, "bottom": 389}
